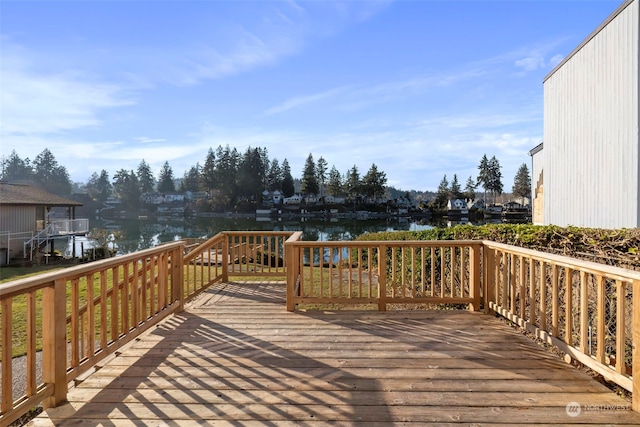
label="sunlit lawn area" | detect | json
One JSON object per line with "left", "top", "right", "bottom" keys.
{"left": 0, "top": 265, "right": 136, "bottom": 360}
{"left": 0, "top": 265, "right": 64, "bottom": 284}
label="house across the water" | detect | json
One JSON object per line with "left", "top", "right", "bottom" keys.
{"left": 0, "top": 182, "right": 88, "bottom": 265}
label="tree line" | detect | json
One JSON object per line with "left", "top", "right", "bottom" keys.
{"left": 434, "top": 154, "right": 531, "bottom": 208}
{"left": 1, "top": 147, "right": 389, "bottom": 212}
{"left": 1, "top": 148, "right": 531, "bottom": 212}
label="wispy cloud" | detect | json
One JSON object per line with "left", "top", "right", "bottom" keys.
{"left": 135, "top": 137, "right": 167, "bottom": 144}
{"left": 263, "top": 85, "right": 352, "bottom": 115}
{"left": 0, "top": 46, "right": 133, "bottom": 135}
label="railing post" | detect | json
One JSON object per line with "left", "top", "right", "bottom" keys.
{"left": 42, "top": 278, "right": 68, "bottom": 408}
{"left": 633, "top": 280, "right": 640, "bottom": 411}
{"left": 484, "top": 245, "right": 495, "bottom": 314}
{"left": 468, "top": 243, "right": 481, "bottom": 312}
{"left": 378, "top": 244, "right": 387, "bottom": 312}
{"left": 222, "top": 233, "right": 229, "bottom": 283}
{"left": 173, "top": 245, "right": 185, "bottom": 312}
{"left": 286, "top": 241, "right": 295, "bottom": 311}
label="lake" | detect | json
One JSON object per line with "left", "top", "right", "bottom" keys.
{"left": 66, "top": 214, "right": 450, "bottom": 257}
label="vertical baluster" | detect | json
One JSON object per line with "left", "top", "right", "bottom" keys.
{"left": 580, "top": 271, "right": 589, "bottom": 354}
{"left": 338, "top": 245, "right": 344, "bottom": 298}
{"left": 26, "top": 291, "right": 36, "bottom": 397}
{"left": 357, "top": 247, "right": 362, "bottom": 298}
{"left": 122, "top": 263, "right": 130, "bottom": 333}
{"left": 421, "top": 247, "right": 426, "bottom": 296}
{"left": 519, "top": 255, "right": 526, "bottom": 319}
{"left": 440, "top": 246, "right": 446, "bottom": 299}
{"left": 596, "top": 275, "right": 606, "bottom": 364}
{"left": 430, "top": 247, "right": 435, "bottom": 297}
{"left": 565, "top": 268, "right": 574, "bottom": 346}
{"left": 509, "top": 253, "right": 516, "bottom": 312}
{"left": 391, "top": 247, "right": 397, "bottom": 298}
{"left": 501, "top": 252, "right": 508, "bottom": 309}
{"left": 320, "top": 245, "right": 326, "bottom": 297}
{"left": 368, "top": 247, "right": 373, "bottom": 298}
{"left": 411, "top": 247, "right": 416, "bottom": 298}
{"left": 111, "top": 266, "right": 119, "bottom": 342}
{"left": 529, "top": 259, "right": 536, "bottom": 325}
{"left": 87, "top": 273, "right": 95, "bottom": 358}
{"left": 552, "top": 264, "right": 559, "bottom": 337}
{"left": 100, "top": 271, "right": 108, "bottom": 350}
{"left": 460, "top": 246, "right": 466, "bottom": 298}
{"left": 451, "top": 246, "right": 456, "bottom": 299}
{"left": 71, "top": 277, "right": 79, "bottom": 367}
{"left": 615, "top": 280, "right": 625, "bottom": 374}
{"left": 540, "top": 261, "right": 547, "bottom": 332}
{"left": 1, "top": 296, "right": 12, "bottom": 413}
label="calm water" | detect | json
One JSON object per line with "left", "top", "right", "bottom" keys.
{"left": 66, "top": 214, "right": 448, "bottom": 257}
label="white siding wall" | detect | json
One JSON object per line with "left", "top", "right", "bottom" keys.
{"left": 543, "top": 0, "right": 639, "bottom": 228}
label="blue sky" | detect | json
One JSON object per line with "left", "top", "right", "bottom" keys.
{"left": 0, "top": 0, "right": 622, "bottom": 192}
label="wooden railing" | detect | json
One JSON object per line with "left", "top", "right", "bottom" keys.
{"left": 0, "top": 231, "right": 294, "bottom": 425}
{"left": 482, "top": 240, "right": 640, "bottom": 411}
{"left": 1, "top": 233, "right": 639, "bottom": 424}
{"left": 0, "top": 242, "right": 184, "bottom": 426}
{"left": 183, "top": 231, "right": 293, "bottom": 300}
{"left": 284, "top": 237, "right": 482, "bottom": 312}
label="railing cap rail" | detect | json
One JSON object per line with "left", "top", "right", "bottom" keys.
{"left": 285, "top": 239, "right": 483, "bottom": 247}
{"left": 223, "top": 231, "right": 297, "bottom": 237}
{"left": 482, "top": 239, "right": 640, "bottom": 282}
{"left": 0, "top": 241, "right": 184, "bottom": 298}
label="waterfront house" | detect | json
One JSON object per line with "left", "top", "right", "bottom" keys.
{"left": 531, "top": 0, "right": 639, "bottom": 228}
{"left": 447, "top": 199, "right": 469, "bottom": 217}
{"left": 0, "top": 182, "right": 87, "bottom": 263}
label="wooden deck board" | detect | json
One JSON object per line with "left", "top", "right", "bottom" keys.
{"left": 31, "top": 281, "right": 640, "bottom": 425}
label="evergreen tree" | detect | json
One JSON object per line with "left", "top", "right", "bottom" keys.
{"left": 463, "top": 176, "right": 476, "bottom": 201}
{"left": 238, "top": 147, "right": 266, "bottom": 200}
{"left": 182, "top": 164, "right": 201, "bottom": 192}
{"left": 435, "top": 174, "right": 450, "bottom": 208}
{"left": 1, "top": 150, "right": 32, "bottom": 183}
{"left": 201, "top": 148, "right": 217, "bottom": 192}
{"left": 113, "top": 169, "right": 140, "bottom": 207}
{"left": 137, "top": 159, "right": 155, "bottom": 193}
{"left": 267, "top": 158, "right": 282, "bottom": 191}
{"left": 361, "top": 163, "right": 387, "bottom": 201}
{"left": 316, "top": 156, "right": 328, "bottom": 197}
{"left": 32, "top": 149, "right": 72, "bottom": 196}
{"left": 346, "top": 165, "right": 361, "bottom": 201}
{"left": 477, "top": 154, "right": 490, "bottom": 201}
{"left": 301, "top": 153, "right": 319, "bottom": 196}
{"left": 87, "top": 169, "right": 112, "bottom": 203}
{"left": 327, "top": 166, "right": 343, "bottom": 196}
{"left": 512, "top": 163, "right": 531, "bottom": 201}
{"left": 449, "top": 174, "right": 462, "bottom": 199}
{"left": 215, "top": 145, "right": 240, "bottom": 203}
{"left": 281, "top": 159, "right": 295, "bottom": 197}
{"left": 486, "top": 156, "right": 503, "bottom": 203}
{"left": 96, "top": 170, "right": 112, "bottom": 202}
{"left": 157, "top": 161, "right": 175, "bottom": 193}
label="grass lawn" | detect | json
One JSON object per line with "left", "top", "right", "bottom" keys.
{"left": 0, "top": 265, "right": 65, "bottom": 284}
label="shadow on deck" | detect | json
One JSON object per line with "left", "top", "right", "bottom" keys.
{"left": 31, "top": 281, "right": 640, "bottom": 425}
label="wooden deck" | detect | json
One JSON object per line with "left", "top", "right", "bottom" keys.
{"left": 31, "top": 281, "right": 640, "bottom": 426}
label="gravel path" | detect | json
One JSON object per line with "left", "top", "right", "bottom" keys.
{"left": 0, "top": 352, "right": 44, "bottom": 408}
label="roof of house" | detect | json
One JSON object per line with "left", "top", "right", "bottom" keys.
{"left": 0, "top": 182, "right": 82, "bottom": 207}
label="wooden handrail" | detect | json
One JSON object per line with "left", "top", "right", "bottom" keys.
{"left": 481, "top": 239, "right": 640, "bottom": 412}
{"left": 284, "top": 239, "right": 482, "bottom": 312}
